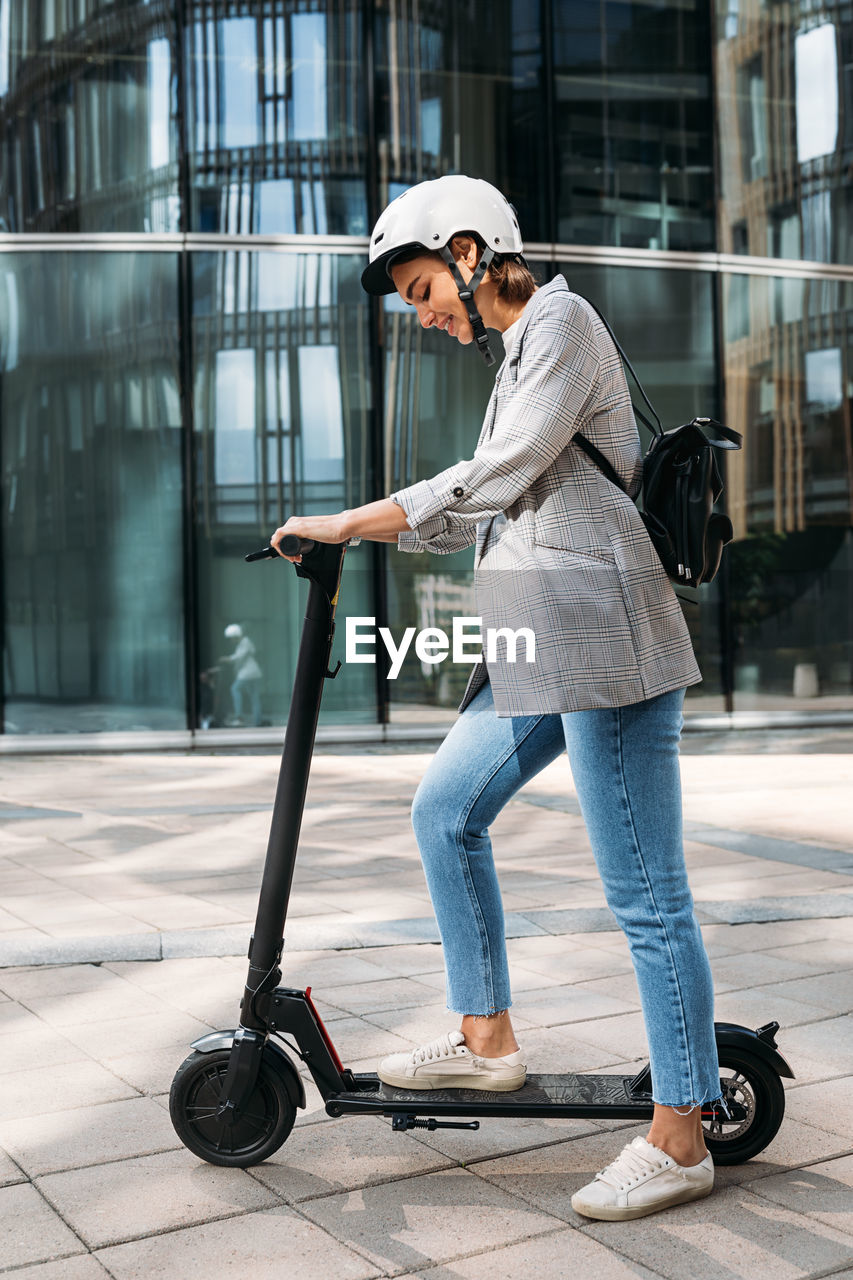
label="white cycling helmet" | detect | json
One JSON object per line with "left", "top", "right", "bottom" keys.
{"left": 224, "top": 624, "right": 243, "bottom": 639}
{"left": 361, "top": 175, "right": 526, "bottom": 366}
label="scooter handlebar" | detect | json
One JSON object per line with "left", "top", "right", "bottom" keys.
{"left": 245, "top": 535, "right": 361, "bottom": 563}
{"left": 245, "top": 536, "right": 316, "bottom": 562}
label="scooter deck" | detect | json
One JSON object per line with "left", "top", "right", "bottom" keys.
{"left": 327, "top": 1072, "right": 656, "bottom": 1120}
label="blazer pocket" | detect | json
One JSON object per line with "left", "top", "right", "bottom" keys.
{"left": 532, "top": 532, "right": 616, "bottom": 566}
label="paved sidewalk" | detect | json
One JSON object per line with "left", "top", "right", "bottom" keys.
{"left": 1, "top": 732, "right": 852, "bottom": 1279}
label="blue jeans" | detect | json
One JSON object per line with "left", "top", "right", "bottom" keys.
{"left": 231, "top": 676, "right": 262, "bottom": 726}
{"left": 410, "top": 679, "right": 722, "bottom": 1110}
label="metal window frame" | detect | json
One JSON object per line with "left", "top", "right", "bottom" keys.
{"left": 2, "top": 234, "right": 853, "bottom": 283}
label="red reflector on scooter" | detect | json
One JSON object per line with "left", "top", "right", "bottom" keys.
{"left": 304, "top": 985, "right": 346, "bottom": 1075}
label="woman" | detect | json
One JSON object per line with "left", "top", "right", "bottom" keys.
{"left": 271, "top": 175, "right": 724, "bottom": 1221}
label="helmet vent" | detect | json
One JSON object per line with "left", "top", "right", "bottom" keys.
{"left": 374, "top": 232, "right": 384, "bottom": 244}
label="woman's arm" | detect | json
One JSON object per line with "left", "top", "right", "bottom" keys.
{"left": 270, "top": 499, "right": 410, "bottom": 559}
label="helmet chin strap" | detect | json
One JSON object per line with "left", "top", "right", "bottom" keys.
{"left": 438, "top": 244, "right": 497, "bottom": 367}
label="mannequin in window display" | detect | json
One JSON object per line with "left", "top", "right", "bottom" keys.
{"left": 219, "top": 623, "right": 263, "bottom": 727}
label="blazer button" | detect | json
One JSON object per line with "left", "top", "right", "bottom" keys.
{"left": 452, "top": 487, "right": 464, "bottom": 497}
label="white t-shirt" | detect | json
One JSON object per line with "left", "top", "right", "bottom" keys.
{"left": 501, "top": 315, "right": 522, "bottom": 357}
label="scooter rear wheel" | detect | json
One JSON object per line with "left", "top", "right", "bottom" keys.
{"left": 703, "top": 1048, "right": 785, "bottom": 1165}
{"left": 170, "top": 1047, "right": 296, "bottom": 1167}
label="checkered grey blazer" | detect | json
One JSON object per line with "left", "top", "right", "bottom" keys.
{"left": 389, "top": 274, "right": 702, "bottom": 717}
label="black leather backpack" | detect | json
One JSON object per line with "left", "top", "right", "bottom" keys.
{"left": 572, "top": 298, "right": 743, "bottom": 592}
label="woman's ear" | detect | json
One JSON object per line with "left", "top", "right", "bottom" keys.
{"left": 450, "top": 234, "right": 480, "bottom": 270}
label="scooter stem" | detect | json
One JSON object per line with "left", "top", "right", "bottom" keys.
{"left": 240, "top": 540, "right": 347, "bottom": 1029}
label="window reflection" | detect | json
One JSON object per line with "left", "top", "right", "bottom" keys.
{"left": 186, "top": 3, "right": 366, "bottom": 235}
{"left": 552, "top": 1, "right": 715, "bottom": 251}
{"left": 192, "top": 251, "right": 375, "bottom": 728}
{"left": 721, "top": 270, "right": 853, "bottom": 710}
{"left": 715, "top": 6, "right": 848, "bottom": 266}
{"left": 0, "top": 3, "right": 179, "bottom": 232}
{"left": 375, "top": 0, "right": 550, "bottom": 242}
{"left": 0, "top": 253, "right": 185, "bottom": 733}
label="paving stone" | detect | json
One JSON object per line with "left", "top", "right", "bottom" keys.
{"left": 299, "top": 1165, "right": 563, "bottom": 1275}
{"left": 280, "top": 951, "right": 400, "bottom": 987}
{"left": 580, "top": 1182, "right": 853, "bottom": 1279}
{"left": 755, "top": 971, "right": 853, "bottom": 1015}
{"left": 0, "top": 1182, "right": 86, "bottom": 1269}
{"left": 0, "top": 1141, "right": 26, "bottom": 1186}
{"left": 469, "top": 1124, "right": 648, "bottom": 1223}
{"left": 0, "top": 1096, "right": 182, "bottom": 1177}
{"left": 0, "top": 1022, "right": 90, "bottom": 1077}
{"left": 356, "top": 943, "right": 446, "bottom": 977}
{"left": 710, "top": 1117, "right": 853, "bottom": 1188}
{"left": 361, "top": 1003, "right": 534, "bottom": 1045}
{"left": 0, "top": 1059, "right": 137, "bottom": 1123}
{"left": 249, "top": 1114, "right": 453, "bottom": 1202}
{"left": 94, "top": 1205, "right": 378, "bottom": 1279}
{"left": 102, "top": 956, "right": 237, "bottom": 990}
{"left": 748, "top": 1154, "right": 853, "bottom": 1236}
{"left": 508, "top": 985, "right": 638, "bottom": 1028}
{"left": 569, "top": 972, "right": 643, "bottom": 1006}
{"left": 774, "top": 1018, "right": 853, "bottom": 1084}
{"left": 765, "top": 939, "right": 853, "bottom": 973}
{"left": 0, "top": 1000, "right": 49, "bottom": 1036}
{"left": 20, "top": 985, "right": 172, "bottom": 1027}
{"left": 62, "top": 1008, "right": 215, "bottom": 1061}
{"left": 708, "top": 951, "right": 829, "bottom": 993}
{"left": 514, "top": 1025, "right": 630, "bottom": 1074}
{"left": 415, "top": 964, "right": 564, "bottom": 996}
{"left": 308, "top": 1014, "right": 414, "bottom": 1061}
{"left": 319, "top": 976, "right": 441, "bottom": 1016}
{"left": 713, "top": 987, "right": 830, "bottom": 1029}
{"left": 511, "top": 946, "right": 634, "bottom": 983}
{"left": 544, "top": 1012, "right": 648, "bottom": 1062}
{"left": 0, "top": 963, "right": 131, "bottom": 1000}
{"left": 36, "top": 1148, "right": 280, "bottom": 1249}
{"left": 406, "top": 1114, "right": 601, "bottom": 1165}
{"left": 393, "top": 1226, "right": 662, "bottom": 1279}
{"left": 102, "top": 1042, "right": 206, "bottom": 1097}
{"left": 505, "top": 934, "right": 586, "bottom": 962}
{"left": 700, "top": 920, "right": 847, "bottom": 954}
{"left": 0, "top": 1257, "right": 113, "bottom": 1279}
{"left": 785, "top": 1078, "right": 853, "bottom": 1139}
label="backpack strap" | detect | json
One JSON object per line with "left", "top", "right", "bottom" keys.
{"left": 581, "top": 296, "right": 664, "bottom": 439}
{"left": 573, "top": 432, "right": 629, "bottom": 494}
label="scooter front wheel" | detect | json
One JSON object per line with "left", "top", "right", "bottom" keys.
{"left": 170, "top": 1047, "right": 296, "bottom": 1167}
{"left": 703, "top": 1048, "right": 785, "bottom": 1165}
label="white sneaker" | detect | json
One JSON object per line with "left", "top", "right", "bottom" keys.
{"left": 571, "top": 1135, "right": 714, "bottom": 1221}
{"left": 378, "top": 1030, "right": 527, "bottom": 1091}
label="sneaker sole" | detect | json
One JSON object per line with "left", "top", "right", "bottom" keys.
{"left": 571, "top": 1180, "right": 713, "bottom": 1221}
{"left": 377, "top": 1068, "right": 527, "bottom": 1092}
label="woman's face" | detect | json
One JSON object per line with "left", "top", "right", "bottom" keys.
{"left": 389, "top": 248, "right": 478, "bottom": 345}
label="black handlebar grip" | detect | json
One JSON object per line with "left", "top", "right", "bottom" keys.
{"left": 245, "top": 536, "right": 317, "bottom": 562}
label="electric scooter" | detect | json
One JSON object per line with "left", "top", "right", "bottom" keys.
{"left": 169, "top": 537, "right": 794, "bottom": 1168}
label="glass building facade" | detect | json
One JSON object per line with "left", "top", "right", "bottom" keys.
{"left": 1, "top": 0, "right": 851, "bottom": 738}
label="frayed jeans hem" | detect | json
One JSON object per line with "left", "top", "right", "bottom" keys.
{"left": 652, "top": 1088, "right": 727, "bottom": 1116}
{"left": 449, "top": 1007, "right": 511, "bottom": 1019}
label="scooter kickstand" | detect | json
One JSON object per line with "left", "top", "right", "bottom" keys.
{"left": 390, "top": 1114, "right": 480, "bottom": 1133}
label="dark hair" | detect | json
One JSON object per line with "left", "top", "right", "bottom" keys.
{"left": 390, "top": 233, "right": 538, "bottom": 304}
